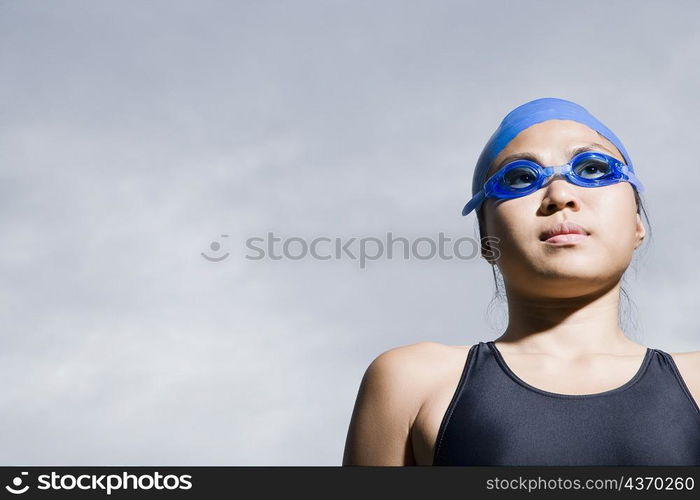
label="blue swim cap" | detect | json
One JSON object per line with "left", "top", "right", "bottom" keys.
{"left": 470, "top": 97, "right": 636, "bottom": 213}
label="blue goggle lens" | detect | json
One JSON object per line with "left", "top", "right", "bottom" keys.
{"left": 573, "top": 156, "right": 614, "bottom": 180}
{"left": 501, "top": 166, "right": 539, "bottom": 190}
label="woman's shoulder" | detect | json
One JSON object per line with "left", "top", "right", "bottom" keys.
{"left": 344, "top": 342, "right": 476, "bottom": 465}
{"left": 364, "top": 342, "right": 476, "bottom": 400}
{"left": 666, "top": 348, "right": 700, "bottom": 359}
{"left": 666, "top": 349, "right": 700, "bottom": 408}
{"left": 369, "top": 341, "right": 474, "bottom": 372}
{"left": 665, "top": 349, "right": 700, "bottom": 375}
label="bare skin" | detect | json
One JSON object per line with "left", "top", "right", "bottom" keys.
{"left": 342, "top": 120, "right": 700, "bottom": 466}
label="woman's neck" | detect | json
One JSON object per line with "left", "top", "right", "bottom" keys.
{"left": 495, "top": 280, "right": 643, "bottom": 356}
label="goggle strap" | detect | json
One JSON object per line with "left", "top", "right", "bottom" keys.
{"left": 462, "top": 191, "right": 485, "bottom": 216}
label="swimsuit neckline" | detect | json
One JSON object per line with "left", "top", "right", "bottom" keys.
{"left": 486, "top": 341, "right": 654, "bottom": 399}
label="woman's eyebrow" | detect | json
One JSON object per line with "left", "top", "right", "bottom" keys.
{"left": 493, "top": 142, "right": 616, "bottom": 171}
{"left": 570, "top": 143, "right": 617, "bottom": 158}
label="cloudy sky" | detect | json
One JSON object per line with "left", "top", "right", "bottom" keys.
{"left": 1, "top": 0, "right": 699, "bottom": 465}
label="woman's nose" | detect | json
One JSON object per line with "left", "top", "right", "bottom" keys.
{"left": 539, "top": 178, "right": 581, "bottom": 213}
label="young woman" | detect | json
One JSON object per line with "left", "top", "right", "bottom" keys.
{"left": 342, "top": 98, "right": 700, "bottom": 466}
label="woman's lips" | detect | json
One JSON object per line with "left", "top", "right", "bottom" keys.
{"left": 543, "top": 233, "right": 589, "bottom": 244}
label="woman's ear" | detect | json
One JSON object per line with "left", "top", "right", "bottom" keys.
{"left": 634, "top": 212, "right": 646, "bottom": 249}
{"left": 478, "top": 225, "right": 500, "bottom": 265}
{"left": 480, "top": 234, "right": 492, "bottom": 262}
{"left": 477, "top": 213, "right": 490, "bottom": 261}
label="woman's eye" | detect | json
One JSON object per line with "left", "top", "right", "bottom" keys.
{"left": 503, "top": 167, "right": 537, "bottom": 189}
{"left": 574, "top": 160, "right": 612, "bottom": 179}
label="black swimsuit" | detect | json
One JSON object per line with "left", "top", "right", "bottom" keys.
{"left": 433, "top": 341, "right": 700, "bottom": 465}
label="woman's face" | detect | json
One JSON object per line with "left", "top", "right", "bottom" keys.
{"left": 481, "top": 119, "right": 646, "bottom": 298}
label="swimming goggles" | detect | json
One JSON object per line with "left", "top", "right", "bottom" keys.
{"left": 461, "top": 151, "right": 645, "bottom": 216}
